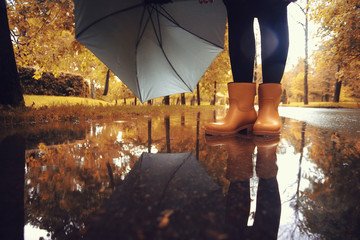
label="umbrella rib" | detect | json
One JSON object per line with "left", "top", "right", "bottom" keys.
{"left": 76, "top": 3, "right": 143, "bottom": 39}
{"left": 135, "top": 5, "right": 154, "bottom": 102}
{"left": 136, "top": 6, "right": 152, "bottom": 48}
{"left": 158, "top": 5, "right": 224, "bottom": 49}
{"left": 156, "top": 6, "right": 163, "bottom": 47}
{"left": 148, "top": 6, "right": 163, "bottom": 47}
{"left": 135, "top": 6, "right": 161, "bottom": 102}
{"left": 157, "top": 153, "right": 193, "bottom": 207}
{"left": 160, "top": 46, "right": 193, "bottom": 92}
{"left": 151, "top": 7, "right": 193, "bottom": 92}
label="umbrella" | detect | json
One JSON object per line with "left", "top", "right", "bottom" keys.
{"left": 73, "top": 0, "right": 227, "bottom": 103}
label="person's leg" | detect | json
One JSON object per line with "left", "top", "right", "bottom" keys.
{"left": 205, "top": 1, "right": 258, "bottom": 136}
{"left": 258, "top": 4, "right": 289, "bottom": 84}
{"left": 225, "top": 0, "right": 256, "bottom": 83}
{"left": 253, "top": 3, "right": 289, "bottom": 136}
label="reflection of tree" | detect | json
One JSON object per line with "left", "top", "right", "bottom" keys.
{"left": 298, "top": 130, "right": 360, "bottom": 239}
{"left": 196, "top": 112, "right": 200, "bottom": 160}
{"left": 0, "top": 122, "right": 88, "bottom": 151}
{"left": 296, "top": 122, "right": 306, "bottom": 198}
{"left": 280, "top": 118, "right": 309, "bottom": 154}
{"left": 292, "top": 122, "right": 307, "bottom": 239}
{"left": 165, "top": 116, "right": 170, "bottom": 153}
{"left": 0, "top": 135, "right": 25, "bottom": 239}
{"left": 279, "top": 119, "right": 310, "bottom": 239}
{"left": 25, "top": 142, "right": 119, "bottom": 239}
{"left": 24, "top": 120, "right": 151, "bottom": 238}
{"left": 148, "top": 119, "right": 152, "bottom": 153}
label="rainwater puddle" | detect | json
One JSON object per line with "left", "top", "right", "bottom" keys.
{"left": 0, "top": 108, "right": 359, "bottom": 239}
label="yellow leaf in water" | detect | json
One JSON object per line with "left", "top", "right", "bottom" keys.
{"left": 158, "top": 209, "right": 174, "bottom": 228}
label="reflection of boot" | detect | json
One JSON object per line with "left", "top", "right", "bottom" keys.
{"left": 205, "top": 135, "right": 255, "bottom": 181}
{"left": 254, "top": 136, "right": 280, "bottom": 179}
{"left": 253, "top": 83, "right": 282, "bottom": 136}
{"left": 251, "top": 136, "right": 281, "bottom": 239}
{"left": 205, "top": 83, "right": 257, "bottom": 136}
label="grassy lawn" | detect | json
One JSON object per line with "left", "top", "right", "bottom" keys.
{"left": 24, "top": 95, "right": 114, "bottom": 108}
{"left": 1, "top": 95, "right": 217, "bottom": 127}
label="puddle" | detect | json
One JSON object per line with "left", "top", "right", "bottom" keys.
{"left": 0, "top": 108, "right": 359, "bottom": 239}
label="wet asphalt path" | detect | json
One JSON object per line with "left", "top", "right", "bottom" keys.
{"left": 279, "top": 107, "right": 360, "bottom": 137}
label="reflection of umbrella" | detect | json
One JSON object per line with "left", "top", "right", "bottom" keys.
{"left": 82, "top": 152, "right": 225, "bottom": 239}
{"left": 73, "top": 0, "right": 226, "bottom": 103}
{"left": 132, "top": 152, "right": 221, "bottom": 207}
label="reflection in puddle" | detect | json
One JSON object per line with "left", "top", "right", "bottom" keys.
{"left": 0, "top": 108, "right": 359, "bottom": 239}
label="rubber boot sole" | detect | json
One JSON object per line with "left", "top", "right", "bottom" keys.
{"left": 205, "top": 124, "right": 253, "bottom": 136}
{"left": 253, "top": 129, "right": 280, "bottom": 136}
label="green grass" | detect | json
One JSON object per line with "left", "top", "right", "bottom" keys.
{"left": 24, "top": 95, "right": 114, "bottom": 108}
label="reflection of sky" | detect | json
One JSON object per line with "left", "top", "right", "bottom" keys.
{"left": 277, "top": 140, "right": 325, "bottom": 239}
{"left": 90, "top": 124, "right": 104, "bottom": 137}
{"left": 24, "top": 225, "right": 51, "bottom": 240}
{"left": 113, "top": 130, "right": 158, "bottom": 179}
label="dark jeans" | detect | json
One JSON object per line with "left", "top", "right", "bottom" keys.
{"left": 224, "top": 0, "right": 290, "bottom": 84}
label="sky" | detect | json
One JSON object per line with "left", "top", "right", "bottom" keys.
{"left": 286, "top": 1, "right": 320, "bottom": 71}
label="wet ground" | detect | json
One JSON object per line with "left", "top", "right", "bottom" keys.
{"left": 0, "top": 107, "right": 359, "bottom": 240}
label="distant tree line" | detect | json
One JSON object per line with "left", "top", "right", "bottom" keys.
{"left": 19, "top": 67, "right": 89, "bottom": 97}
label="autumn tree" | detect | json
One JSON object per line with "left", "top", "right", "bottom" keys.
{"left": 310, "top": 57, "right": 337, "bottom": 102}
{"left": 7, "top": 0, "right": 75, "bottom": 74}
{"left": 0, "top": 0, "right": 24, "bottom": 107}
{"left": 311, "top": 0, "right": 360, "bottom": 102}
{"left": 200, "top": 25, "right": 231, "bottom": 105}
{"left": 7, "top": 0, "right": 116, "bottom": 98}
{"left": 282, "top": 58, "right": 313, "bottom": 103}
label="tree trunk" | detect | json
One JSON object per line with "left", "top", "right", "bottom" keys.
{"left": 196, "top": 112, "right": 200, "bottom": 160}
{"left": 164, "top": 96, "right": 170, "bottom": 105}
{"left": 212, "top": 81, "right": 217, "bottom": 105}
{"left": 103, "top": 69, "right": 110, "bottom": 96}
{"left": 333, "top": 65, "right": 342, "bottom": 103}
{"left": 303, "top": 0, "right": 309, "bottom": 105}
{"left": 181, "top": 93, "right": 186, "bottom": 105}
{"left": 196, "top": 83, "right": 200, "bottom": 106}
{"left": 333, "top": 80, "right": 342, "bottom": 103}
{"left": 0, "top": 0, "right": 24, "bottom": 107}
{"left": 91, "top": 81, "right": 96, "bottom": 99}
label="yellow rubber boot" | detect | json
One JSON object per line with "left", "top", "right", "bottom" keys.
{"left": 205, "top": 83, "right": 257, "bottom": 136}
{"left": 253, "top": 83, "right": 282, "bottom": 136}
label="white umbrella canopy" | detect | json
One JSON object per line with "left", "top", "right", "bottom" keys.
{"left": 73, "top": 0, "right": 227, "bottom": 103}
